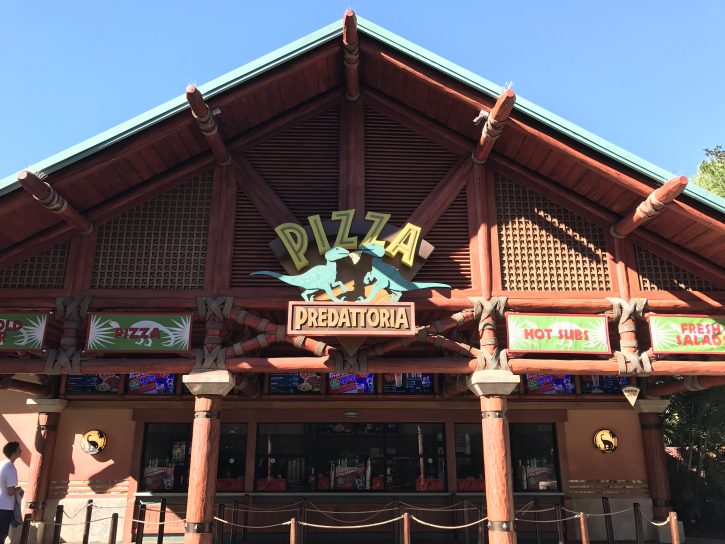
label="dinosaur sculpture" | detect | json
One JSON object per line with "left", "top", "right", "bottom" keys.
{"left": 358, "top": 244, "right": 450, "bottom": 302}
{"left": 251, "top": 246, "right": 352, "bottom": 301}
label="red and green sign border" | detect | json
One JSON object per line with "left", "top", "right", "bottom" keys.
{"left": 505, "top": 312, "right": 612, "bottom": 355}
{"left": 647, "top": 313, "right": 725, "bottom": 356}
{"left": 84, "top": 312, "right": 194, "bottom": 355}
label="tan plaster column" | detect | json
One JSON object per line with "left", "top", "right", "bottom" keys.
{"left": 24, "top": 399, "right": 67, "bottom": 522}
{"left": 636, "top": 399, "right": 672, "bottom": 521}
{"left": 182, "top": 370, "right": 235, "bottom": 544}
{"left": 468, "top": 370, "right": 521, "bottom": 544}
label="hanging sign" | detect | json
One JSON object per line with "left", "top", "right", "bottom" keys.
{"left": 506, "top": 313, "right": 611, "bottom": 354}
{"left": 288, "top": 301, "right": 415, "bottom": 336}
{"left": 85, "top": 313, "right": 193, "bottom": 353}
{"left": 648, "top": 314, "right": 724, "bottom": 354}
{"left": 0, "top": 313, "right": 48, "bottom": 351}
{"left": 622, "top": 386, "right": 641, "bottom": 407}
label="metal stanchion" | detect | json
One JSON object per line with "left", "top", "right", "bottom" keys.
{"left": 19, "top": 514, "right": 32, "bottom": 544}
{"left": 403, "top": 512, "right": 411, "bottom": 544}
{"left": 555, "top": 504, "right": 565, "bottom": 544}
{"left": 669, "top": 512, "right": 681, "bottom": 544}
{"left": 478, "top": 504, "right": 485, "bottom": 544}
{"left": 534, "top": 498, "right": 542, "bottom": 544}
{"left": 135, "top": 504, "right": 147, "bottom": 544}
{"left": 108, "top": 512, "right": 119, "bottom": 544}
{"left": 602, "top": 497, "right": 614, "bottom": 544}
{"left": 82, "top": 499, "right": 93, "bottom": 544}
{"left": 633, "top": 502, "right": 644, "bottom": 544}
{"left": 157, "top": 498, "right": 166, "bottom": 544}
{"left": 230, "top": 498, "right": 239, "bottom": 544}
{"left": 289, "top": 518, "right": 296, "bottom": 544}
{"left": 52, "top": 504, "right": 64, "bottom": 544}
{"left": 579, "top": 513, "right": 590, "bottom": 544}
{"left": 216, "top": 503, "right": 225, "bottom": 544}
{"left": 242, "top": 494, "right": 249, "bottom": 542}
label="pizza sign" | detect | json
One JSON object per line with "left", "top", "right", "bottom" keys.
{"left": 85, "top": 313, "right": 193, "bottom": 353}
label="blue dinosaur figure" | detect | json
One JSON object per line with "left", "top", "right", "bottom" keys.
{"left": 251, "top": 246, "right": 351, "bottom": 301}
{"left": 358, "top": 243, "right": 450, "bottom": 302}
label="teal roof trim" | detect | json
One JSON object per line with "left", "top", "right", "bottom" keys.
{"left": 2, "top": 16, "right": 723, "bottom": 216}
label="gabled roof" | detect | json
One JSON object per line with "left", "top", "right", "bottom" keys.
{"left": 2, "top": 16, "right": 723, "bottom": 215}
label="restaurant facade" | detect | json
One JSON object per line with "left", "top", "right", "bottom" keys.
{"left": 0, "top": 11, "right": 723, "bottom": 544}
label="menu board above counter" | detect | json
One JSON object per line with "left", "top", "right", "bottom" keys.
{"left": 382, "top": 373, "right": 434, "bottom": 394}
{"left": 269, "top": 373, "right": 321, "bottom": 394}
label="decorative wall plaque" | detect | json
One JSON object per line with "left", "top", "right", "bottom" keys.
{"left": 593, "top": 429, "right": 618, "bottom": 454}
{"left": 81, "top": 430, "right": 107, "bottom": 455}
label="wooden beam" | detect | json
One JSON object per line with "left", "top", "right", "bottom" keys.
{"left": 186, "top": 85, "right": 232, "bottom": 165}
{"left": 611, "top": 176, "right": 688, "bottom": 238}
{"left": 472, "top": 89, "right": 516, "bottom": 163}
{"left": 646, "top": 376, "right": 725, "bottom": 397}
{"left": 342, "top": 8, "right": 360, "bottom": 100}
{"left": 363, "top": 45, "right": 725, "bottom": 235}
{"left": 231, "top": 157, "right": 298, "bottom": 228}
{"left": 407, "top": 157, "right": 473, "bottom": 235}
{"left": 17, "top": 171, "right": 93, "bottom": 234}
{"left": 339, "top": 97, "right": 365, "bottom": 212}
{"left": 0, "top": 377, "right": 50, "bottom": 396}
{"left": 2, "top": 356, "right": 725, "bottom": 375}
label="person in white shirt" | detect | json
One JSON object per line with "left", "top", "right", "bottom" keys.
{"left": 0, "top": 442, "right": 22, "bottom": 543}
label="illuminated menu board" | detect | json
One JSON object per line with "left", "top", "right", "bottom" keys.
{"left": 128, "top": 373, "right": 175, "bottom": 395}
{"left": 581, "top": 375, "right": 629, "bottom": 394}
{"left": 525, "top": 374, "right": 574, "bottom": 395}
{"left": 66, "top": 374, "right": 121, "bottom": 394}
{"left": 269, "top": 373, "right": 321, "bottom": 394}
{"left": 328, "top": 373, "right": 375, "bottom": 394}
{"left": 382, "top": 373, "right": 434, "bottom": 394}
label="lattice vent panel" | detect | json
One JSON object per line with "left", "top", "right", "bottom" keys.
{"left": 635, "top": 245, "right": 722, "bottom": 291}
{"left": 415, "top": 189, "right": 472, "bottom": 289}
{"left": 495, "top": 173, "right": 612, "bottom": 291}
{"left": 365, "top": 106, "right": 460, "bottom": 226}
{"left": 91, "top": 173, "right": 212, "bottom": 290}
{"left": 0, "top": 241, "right": 69, "bottom": 289}
{"left": 245, "top": 106, "right": 339, "bottom": 220}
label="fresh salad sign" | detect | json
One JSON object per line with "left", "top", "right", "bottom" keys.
{"left": 649, "top": 314, "right": 724, "bottom": 354}
{"left": 85, "top": 313, "right": 192, "bottom": 353}
{"left": 0, "top": 313, "right": 48, "bottom": 350}
{"left": 507, "top": 313, "right": 610, "bottom": 354}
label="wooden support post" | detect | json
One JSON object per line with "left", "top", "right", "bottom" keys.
{"left": 636, "top": 399, "right": 673, "bottom": 521}
{"left": 611, "top": 176, "right": 688, "bottom": 238}
{"left": 24, "top": 399, "right": 66, "bottom": 522}
{"left": 17, "top": 171, "right": 93, "bottom": 233}
{"left": 339, "top": 96, "right": 365, "bottom": 212}
{"left": 183, "top": 370, "right": 235, "bottom": 544}
{"left": 472, "top": 89, "right": 516, "bottom": 164}
{"left": 646, "top": 375, "right": 725, "bottom": 397}
{"left": 0, "top": 378, "right": 50, "bottom": 396}
{"left": 342, "top": 9, "right": 360, "bottom": 101}
{"left": 468, "top": 371, "right": 520, "bottom": 544}
{"left": 186, "top": 85, "right": 232, "bottom": 165}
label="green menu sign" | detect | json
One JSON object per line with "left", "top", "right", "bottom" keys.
{"left": 85, "top": 313, "right": 193, "bottom": 353}
{"left": 649, "top": 314, "right": 724, "bottom": 355}
{"left": 506, "top": 313, "right": 611, "bottom": 354}
{"left": 0, "top": 313, "right": 48, "bottom": 350}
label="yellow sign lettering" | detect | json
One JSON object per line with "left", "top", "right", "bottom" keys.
{"left": 331, "top": 209, "right": 358, "bottom": 249}
{"left": 307, "top": 214, "right": 330, "bottom": 255}
{"left": 361, "top": 211, "right": 390, "bottom": 247}
{"left": 275, "top": 223, "right": 309, "bottom": 271}
{"left": 385, "top": 223, "right": 421, "bottom": 268}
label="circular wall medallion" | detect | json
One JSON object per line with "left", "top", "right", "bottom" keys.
{"left": 80, "top": 430, "right": 107, "bottom": 455}
{"left": 593, "top": 429, "right": 618, "bottom": 454}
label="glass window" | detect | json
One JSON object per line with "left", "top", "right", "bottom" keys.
{"left": 454, "top": 424, "right": 484, "bottom": 492}
{"left": 128, "top": 373, "right": 176, "bottom": 395}
{"left": 255, "top": 422, "right": 445, "bottom": 492}
{"left": 140, "top": 423, "right": 247, "bottom": 492}
{"left": 510, "top": 423, "right": 559, "bottom": 492}
{"left": 269, "top": 373, "right": 321, "bottom": 394}
{"left": 382, "top": 373, "right": 434, "bottom": 394}
{"left": 580, "top": 376, "right": 630, "bottom": 394}
{"left": 66, "top": 374, "right": 121, "bottom": 394}
{"left": 327, "top": 373, "right": 375, "bottom": 394}
{"left": 525, "top": 374, "right": 574, "bottom": 395}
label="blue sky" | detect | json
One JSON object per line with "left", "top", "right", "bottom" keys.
{"left": 2, "top": 1, "right": 724, "bottom": 181}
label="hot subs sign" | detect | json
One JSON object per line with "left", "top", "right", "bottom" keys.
{"left": 648, "top": 314, "right": 724, "bottom": 354}
{"left": 506, "top": 313, "right": 611, "bottom": 354}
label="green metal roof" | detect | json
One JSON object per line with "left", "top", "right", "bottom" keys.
{"left": 2, "top": 16, "right": 723, "bottom": 215}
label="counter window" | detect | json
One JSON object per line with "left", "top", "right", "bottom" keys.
{"left": 454, "top": 424, "right": 484, "bottom": 492}
{"left": 140, "top": 423, "right": 247, "bottom": 492}
{"left": 255, "top": 422, "right": 445, "bottom": 492}
{"left": 510, "top": 423, "right": 560, "bottom": 492}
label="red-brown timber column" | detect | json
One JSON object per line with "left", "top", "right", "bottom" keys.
{"left": 636, "top": 399, "right": 672, "bottom": 522}
{"left": 182, "top": 370, "right": 235, "bottom": 544}
{"left": 468, "top": 370, "right": 521, "bottom": 544}
{"left": 24, "top": 399, "right": 67, "bottom": 529}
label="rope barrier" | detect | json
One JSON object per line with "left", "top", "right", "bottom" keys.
{"left": 298, "top": 515, "right": 404, "bottom": 530}
{"left": 641, "top": 514, "right": 671, "bottom": 527}
{"left": 563, "top": 506, "right": 632, "bottom": 518}
{"left": 411, "top": 515, "right": 488, "bottom": 530}
{"left": 213, "top": 517, "right": 292, "bottom": 529}
{"left": 515, "top": 514, "right": 582, "bottom": 523}
{"left": 306, "top": 501, "right": 396, "bottom": 514}
{"left": 398, "top": 501, "right": 478, "bottom": 512}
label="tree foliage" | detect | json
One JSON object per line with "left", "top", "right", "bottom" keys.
{"left": 664, "top": 388, "right": 725, "bottom": 536}
{"left": 693, "top": 145, "right": 725, "bottom": 197}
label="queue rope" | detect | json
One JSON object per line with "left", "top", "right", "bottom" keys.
{"left": 398, "top": 501, "right": 477, "bottom": 512}
{"left": 562, "top": 506, "right": 632, "bottom": 518}
{"left": 306, "top": 501, "right": 395, "bottom": 524}
{"left": 306, "top": 500, "right": 395, "bottom": 514}
{"left": 213, "top": 517, "right": 292, "bottom": 529}
{"left": 298, "top": 515, "right": 404, "bottom": 530}
{"left": 514, "top": 513, "right": 582, "bottom": 523}
{"left": 641, "top": 514, "right": 671, "bottom": 527}
{"left": 411, "top": 515, "right": 488, "bottom": 530}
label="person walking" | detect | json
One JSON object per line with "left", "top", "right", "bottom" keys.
{"left": 0, "top": 442, "right": 22, "bottom": 543}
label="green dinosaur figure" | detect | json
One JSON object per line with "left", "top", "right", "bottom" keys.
{"left": 358, "top": 243, "right": 450, "bottom": 302}
{"left": 251, "top": 246, "right": 351, "bottom": 301}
